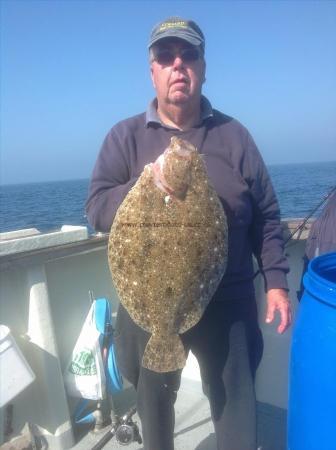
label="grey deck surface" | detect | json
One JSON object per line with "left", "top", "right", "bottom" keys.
{"left": 73, "top": 378, "right": 286, "bottom": 450}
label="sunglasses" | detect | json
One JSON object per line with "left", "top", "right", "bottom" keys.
{"left": 154, "top": 47, "right": 202, "bottom": 65}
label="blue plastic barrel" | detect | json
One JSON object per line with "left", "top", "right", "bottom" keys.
{"left": 288, "top": 252, "right": 336, "bottom": 450}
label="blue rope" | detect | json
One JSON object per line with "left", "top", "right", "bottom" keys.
{"left": 74, "top": 399, "right": 95, "bottom": 424}
{"left": 95, "top": 298, "right": 123, "bottom": 393}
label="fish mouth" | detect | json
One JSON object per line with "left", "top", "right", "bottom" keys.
{"left": 169, "top": 137, "right": 195, "bottom": 158}
{"left": 164, "top": 145, "right": 191, "bottom": 160}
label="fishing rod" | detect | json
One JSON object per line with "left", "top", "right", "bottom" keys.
{"left": 253, "top": 184, "right": 336, "bottom": 280}
{"left": 283, "top": 184, "right": 336, "bottom": 246}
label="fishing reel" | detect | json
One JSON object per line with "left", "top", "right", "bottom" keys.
{"left": 115, "top": 412, "right": 142, "bottom": 445}
{"left": 91, "top": 407, "right": 142, "bottom": 450}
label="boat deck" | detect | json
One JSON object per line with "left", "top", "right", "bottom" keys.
{"left": 73, "top": 378, "right": 286, "bottom": 450}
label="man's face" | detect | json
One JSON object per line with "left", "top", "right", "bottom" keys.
{"left": 150, "top": 38, "right": 206, "bottom": 107}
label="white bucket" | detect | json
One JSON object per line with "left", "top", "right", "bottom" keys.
{"left": 0, "top": 325, "right": 36, "bottom": 407}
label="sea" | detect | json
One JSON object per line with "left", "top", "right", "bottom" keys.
{"left": 1, "top": 161, "right": 335, "bottom": 234}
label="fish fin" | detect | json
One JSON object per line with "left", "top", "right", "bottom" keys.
{"left": 142, "top": 333, "right": 186, "bottom": 373}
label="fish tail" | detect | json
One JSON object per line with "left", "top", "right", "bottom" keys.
{"left": 142, "top": 333, "right": 186, "bottom": 373}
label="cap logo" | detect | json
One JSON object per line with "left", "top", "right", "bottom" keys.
{"left": 159, "top": 21, "right": 188, "bottom": 31}
{"left": 148, "top": 17, "right": 204, "bottom": 49}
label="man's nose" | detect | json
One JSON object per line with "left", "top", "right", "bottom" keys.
{"left": 172, "top": 55, "right": 184, "bottom": 69}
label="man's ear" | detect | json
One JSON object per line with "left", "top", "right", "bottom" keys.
{"left": 150, "top": 65, "right": 156, "bottom": 89}
{"left": 202, "top": 61, "right": 206, "bottom": 84}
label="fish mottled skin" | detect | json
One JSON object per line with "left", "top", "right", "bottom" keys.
{"left": 108, "top": 137, "right": 228, "bottom": 373}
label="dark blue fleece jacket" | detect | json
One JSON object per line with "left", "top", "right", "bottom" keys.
{"left": 86, "top": 98, "right": 289, "bottom": 301}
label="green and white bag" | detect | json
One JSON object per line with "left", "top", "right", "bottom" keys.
{"left": 64, "top": 302, "right": 106, "bottom": 400}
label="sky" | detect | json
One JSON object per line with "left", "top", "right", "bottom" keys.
{"left": 1, "top": 0, "right": 335, "bottom": 185}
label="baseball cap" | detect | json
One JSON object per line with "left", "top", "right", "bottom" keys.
{"left": 148, "top": 17, "right": 205, "bottom": 49}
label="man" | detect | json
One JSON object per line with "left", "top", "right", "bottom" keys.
{"left": 297, "top": 187, "right": 336, "bottom": 300}
{"left": 86, "top": 17, "right": 291, "bottom": 450}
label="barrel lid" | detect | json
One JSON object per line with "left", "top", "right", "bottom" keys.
{"left": 304, "top": 252, "right": 336, "bottom": 306}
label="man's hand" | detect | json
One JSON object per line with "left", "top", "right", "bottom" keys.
{"left": 265, "top": 288, "right": 292, "bottom": 334}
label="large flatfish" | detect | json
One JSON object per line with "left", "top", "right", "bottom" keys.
{"left": 108, "top": 137, "right": 228, "bottom": 373}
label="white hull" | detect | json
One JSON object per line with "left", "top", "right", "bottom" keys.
{"left": 0, "top": 221, "right": 308, "bottom": 449}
